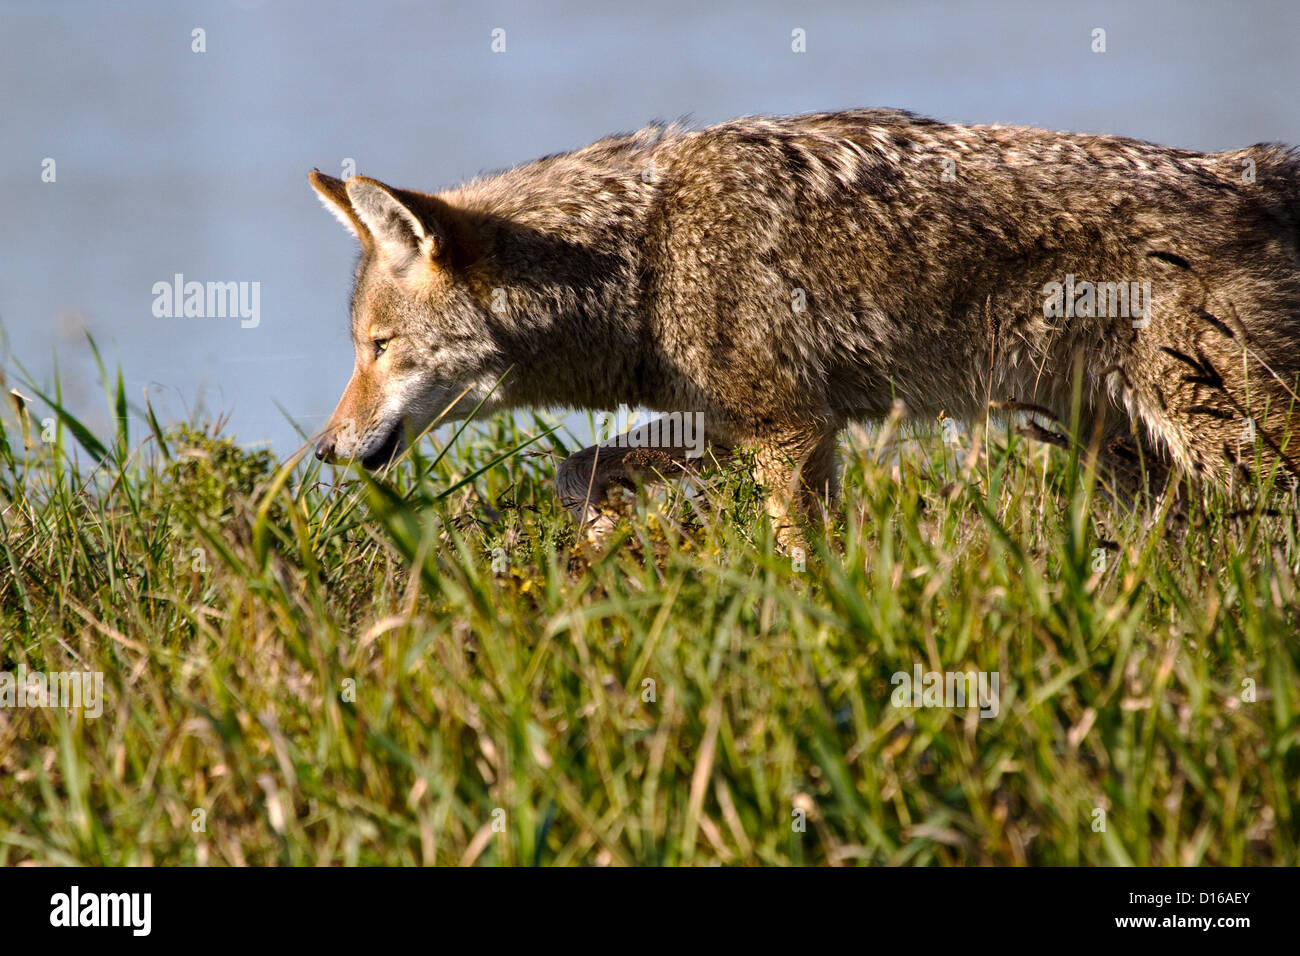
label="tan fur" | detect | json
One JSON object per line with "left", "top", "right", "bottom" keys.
{"left": 309, "top": 109, "right": 1300, "bottom": 544}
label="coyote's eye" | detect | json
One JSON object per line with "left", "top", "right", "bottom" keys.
{"left": 371, "top": 338, "right": 390, "bottom": 359}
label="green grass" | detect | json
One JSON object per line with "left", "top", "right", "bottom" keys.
{"left": 1, "top": 369, "right": 1298, "bottom": 866}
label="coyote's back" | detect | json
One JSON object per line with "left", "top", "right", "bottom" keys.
{"left": 642, "top": 109, "right": 1300, "bottom": 478}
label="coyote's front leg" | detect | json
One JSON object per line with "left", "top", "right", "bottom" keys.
{"left": 554, "top": 419, "right": 731, "bottom": 543}
{"left": 752, "top": 424, "right": 843, "bottom": 552}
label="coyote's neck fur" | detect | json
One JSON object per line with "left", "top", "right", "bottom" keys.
{"left": 443, "top": 129, "right": 670, "bottom": 413}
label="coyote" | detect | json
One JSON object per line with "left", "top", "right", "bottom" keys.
{"left": 310, "top": 109, "right": 1300, "bottom": 544}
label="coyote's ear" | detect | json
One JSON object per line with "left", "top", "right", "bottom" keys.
{"left": 308, "top": 169, "right": 369, "bottom": 243}
{"left": 345, "top": 177, "right": 447, "bottom": 270}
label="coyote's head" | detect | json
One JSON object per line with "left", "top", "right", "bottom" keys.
{"left": 308, "top": 170, "right": 503, "bottom": 468}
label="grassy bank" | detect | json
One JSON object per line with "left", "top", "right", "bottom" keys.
{"left": 1, "top": 375, "right": 1298, "bottom": 866}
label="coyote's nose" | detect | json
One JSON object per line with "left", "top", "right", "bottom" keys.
{"left": 315, "top": 436, "right": 336, "bottom": 462}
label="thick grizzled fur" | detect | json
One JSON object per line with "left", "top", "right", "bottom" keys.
{"left": 310, "top": 108, "right": 1300, "bottom": 543}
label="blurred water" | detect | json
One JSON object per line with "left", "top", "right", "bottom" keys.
{"left": 2, "top": 0, "right": 1298, "bottom": 455}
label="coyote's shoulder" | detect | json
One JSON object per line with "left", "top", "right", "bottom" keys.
{"left": 311, "top": 109, "right": 1300, "bottom": 543}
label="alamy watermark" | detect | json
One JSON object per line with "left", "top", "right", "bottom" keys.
{"left": 152, "top": 273, "right": 260, "bottom": 328}
{"left": 595, "top": 404, "right": 706, "bottom": 458}
{"left": 1042, "top": 274, "right": 1152, "bottom": 328}
{"left": 891, "top": 665, "right": 999, "bottom": 718}
{"left": 50, "top": 886, "right": 150, "bottom": 935}
{"left": 0, "top": 665, "right": 104, "bottom": 718}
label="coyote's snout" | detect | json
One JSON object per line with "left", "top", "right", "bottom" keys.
{"left": 310, "top": 109, "right": 1300, "bottom": 544}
